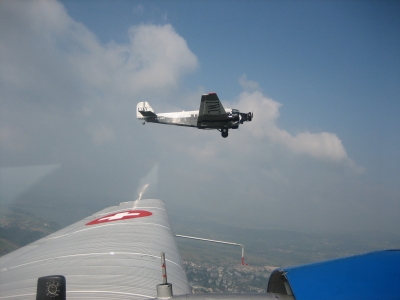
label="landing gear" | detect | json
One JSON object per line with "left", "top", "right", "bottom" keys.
{"left": 221, "top": 128, "right": 228, "bottom": 138}
{"left": 142, "top": 121, "right": 145, "bottom": 125}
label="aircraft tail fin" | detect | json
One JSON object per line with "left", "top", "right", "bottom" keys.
{"left": 137, "top": 102, "right": 156, "bottom": 119}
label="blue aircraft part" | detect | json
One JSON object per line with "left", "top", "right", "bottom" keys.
{"left": 269, "top": 249, "right": 400, "bottom": 300}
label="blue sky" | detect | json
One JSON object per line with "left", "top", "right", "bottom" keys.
{"left": 1, "top": 0, "right": 399, "bottom": 235}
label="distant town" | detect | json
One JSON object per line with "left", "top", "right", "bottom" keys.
{"left": 183, "top": 260, "right": 275, "bottom": 294}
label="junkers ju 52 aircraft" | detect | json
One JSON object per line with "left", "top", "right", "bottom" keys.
{"left": 137, "top": 93, "right": 253, "bottom": 138}
{"left": 1, "top": 197, "right": 400, "bottom": 299}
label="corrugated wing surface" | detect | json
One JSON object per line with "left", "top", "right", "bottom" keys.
{"left": 0, "top": 199, "right": 191, "bottom": 299}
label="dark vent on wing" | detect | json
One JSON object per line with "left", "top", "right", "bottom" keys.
{"left": 36, "top": 275, "right": 66, "bottom": 300}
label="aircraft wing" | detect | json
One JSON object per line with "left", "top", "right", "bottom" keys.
{"left": 197, "top": 93, "right": 230, "bottom": 128}
{"left": 0, "top": 199, "right": 190, "bottom": 299}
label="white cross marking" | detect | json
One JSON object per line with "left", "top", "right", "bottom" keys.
{"left": 99, "top": 212, "right": 140, "bottom": 221}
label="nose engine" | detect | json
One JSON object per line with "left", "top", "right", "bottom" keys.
{"left": 219, "top": 110, "right": 253, "bottom": 138}
{"left": 240, "top": 112, "right": 253, "bottom": 124}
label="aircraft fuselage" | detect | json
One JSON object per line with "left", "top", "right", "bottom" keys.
{"left": 145, "top": 108, "right": 239, "bottom": 129}
{"left": 137, "top": 93, "right": 253, "bottom": 138}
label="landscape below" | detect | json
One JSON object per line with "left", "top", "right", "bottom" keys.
{"left": 1, "top": 205, "right": 399, "bottom": 293}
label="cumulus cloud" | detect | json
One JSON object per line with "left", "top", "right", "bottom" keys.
{"left": 0, "top": 0, "right": 198, "bottom": 157}
{"left": 239, "top": 74, "right": 260, "bottom": 92}
{"left": 235, "top": 77, "right": 350, "bottom": 163}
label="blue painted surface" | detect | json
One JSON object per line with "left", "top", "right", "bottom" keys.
{"left": 282, "top": 250, "right": 400, "bottom": 300}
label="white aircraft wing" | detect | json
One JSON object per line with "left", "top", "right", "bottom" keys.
{"left": 0, "top": 199, "right": 190, "bottom": 299}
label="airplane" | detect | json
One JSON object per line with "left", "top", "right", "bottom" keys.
{"left": 136, "top": 93, "right": 253, "bottom": 138}
{"left": 1, "top": 197, "right": 399, "bottom": 300}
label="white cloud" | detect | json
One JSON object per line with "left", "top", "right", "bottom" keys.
{"left": 0, "top": 0, "right": 198, "bottom": 156}
{"left": 60, "top": 23, "right": 199, "bottom": 98}
{"left": 125, "top": 24, "right": 198, "bottom": 90}
{"left": 234, "top": 84, "right": 349, "bottom": 163}
{"left": 239, "top": 74, "right": 261, "bottom": 92}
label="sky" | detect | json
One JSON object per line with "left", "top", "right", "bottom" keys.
{"left": 0, "top": 0, "right": 399, "bottom": 235}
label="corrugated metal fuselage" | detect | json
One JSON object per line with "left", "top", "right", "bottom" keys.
{"left": 144, "top": 109, "right": 239, "bottom": 130}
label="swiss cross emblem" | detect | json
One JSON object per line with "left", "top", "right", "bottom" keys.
{"left": 86, "top": 210, "right": 152, "bottom": 225}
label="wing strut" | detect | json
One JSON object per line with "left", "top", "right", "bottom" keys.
{"left": 175, "top": 234, "right": 246, "bottom": 265}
